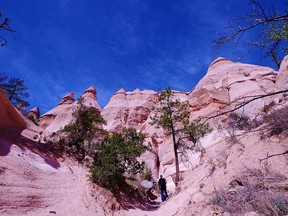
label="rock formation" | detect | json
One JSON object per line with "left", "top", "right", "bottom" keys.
{"left": 38, "top": 86, "right": 101, "bottom": 132}
{"left": 27, "top": 107, "right": 40, "bottom": 120}
{"left": 189, "top": 57, "right": 277, "bottom": 117}
{"left": 58, "top": 92, "right": 74, "bottom": 105}
{"left": 0, "top": 88, "right": 26, "bottom": 137}
{"left": 101, "top": 88, "right": 158, "bottom": 132}
{"left": 3, "top": 56, "right": 288, "bottom": 215}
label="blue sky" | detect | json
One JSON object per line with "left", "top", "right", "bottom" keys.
{"left": 0, "top": 0, "right": 286, "bottom": 114}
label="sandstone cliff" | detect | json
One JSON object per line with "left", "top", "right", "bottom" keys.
{"left": 38, "top": 86, "right": 101, "bottom": 132}
{"left": 2, "top": 56, "right": 288, "bottom": 216}
{"left": 0, "top": 88, "right": 26, "bottom": 137}
{"left": 101, "top": 88, "right": 158, "bottom": 132}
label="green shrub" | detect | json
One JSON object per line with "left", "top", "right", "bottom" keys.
{"left": 62, "top": 97, "right": 106, "bottom": 161}
{"left": 90, "top": 128, "right": 147, "bottom": 190}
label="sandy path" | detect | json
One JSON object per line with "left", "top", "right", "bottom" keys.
{"left": 0, "top": 139, "right": 109, "bottom": 216}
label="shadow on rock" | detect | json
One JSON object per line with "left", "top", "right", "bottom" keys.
{"left": 114, "top": 182, "right": 160, "bottom": 211}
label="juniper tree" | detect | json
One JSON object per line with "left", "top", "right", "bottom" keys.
{"left": 151, "top": 87, "right": 212, "bottom": 186}
{"left": 62, "top": 97, "right": 107, "bottom": 161}
{"left": 90, "top": 128, "right": 147, "bottom": 189}
{"left": 1, "top": 77, "right": 30, "bottom": 108}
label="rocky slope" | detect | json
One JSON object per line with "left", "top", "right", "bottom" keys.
{"left": 0, "top": 87, "right": 117, "bottom": 216}
{"left": 1, "top": 56, "right": 288, "bottom": 215}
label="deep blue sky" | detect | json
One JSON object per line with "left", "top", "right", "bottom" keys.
{"left": 0, "top": 0, "right": 286, "bottom": 114}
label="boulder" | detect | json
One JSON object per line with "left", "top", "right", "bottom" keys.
{"left": 140, "top": 180, "right": 153, "bottom": 189}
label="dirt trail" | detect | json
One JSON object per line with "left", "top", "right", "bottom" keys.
{"left": 0, "top": 137, "right": 178, "bottom": 216}
{"left": 0, "top": 138, "right": 111, "bottom": 216}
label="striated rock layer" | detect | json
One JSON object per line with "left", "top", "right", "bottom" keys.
{"left": 101, "top": 88, "right": 158, "bottom": 132}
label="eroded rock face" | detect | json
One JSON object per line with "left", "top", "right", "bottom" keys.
{"left": 101, "top": 88, "right": 158, "bottom": 132}
{"left": 82, "top": 86, "right": 101, "bottom": 110}
{"left": 27, "top": 107, "right": 40, "bottom": 120}
{"left": 190, "top": 57, "right": 277, "bottom": 117}
{"left": 0, "top": 88, "right": 26, "bottom": 137}
{"left": 276, "top": 55, "right": 288, "bottom": 89}
{"left": 58, "top": 92, "right": 74, "bottom": 106}
{"left": 38, "top": 86, "right": 101, "bottom": 132}
{"left": 140, "top": 57, "right": 279, "bottom": 193}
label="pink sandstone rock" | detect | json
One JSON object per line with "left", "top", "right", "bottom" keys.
{"left": 82, "top": 86, "right": 101, "bottom": 110}
{"left": 58, "top": 92, "right": 74, "bottom": 105}
{"left": 190, "top": 57, "right": 277, "bottom": 117}
{"left": 101, "top": 88, "right": 158, "bottom": 132}
{"left": 0, "top": 88, "right": 26, "bottom": 136}
{"left": 3, "top": 56, "right": 288, "bottom": 216}
{"left": 38, "top": 86, "right": 101, "bottom": 132}
{"left": 27, "top": 107, "right": 40, "bottom": 120}
{"left": 276, "top": 55, "right": 288, "bottom": 89}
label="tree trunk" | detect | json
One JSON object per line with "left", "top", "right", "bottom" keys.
{"left": 171, "top": 121, "right": 179, "bottom": 186}
{"left": 270, "top": 49, "right": 281, "bottom": 69}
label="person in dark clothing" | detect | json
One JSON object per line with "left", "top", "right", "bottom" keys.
{"left": 158, "top": 175, "right": 168, "bottom": 202}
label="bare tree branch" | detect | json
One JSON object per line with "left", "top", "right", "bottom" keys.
{"left": 259, "top": 150, "right": 288, "bottom": 162}
{"left": 203, "top": 89, "right": 288, "bottom": 124}
{"left": 213, "top": 0, "right": 288, "bottom": 68}
{"left": 0, "top": 12, "right": 15, "bottom": 46}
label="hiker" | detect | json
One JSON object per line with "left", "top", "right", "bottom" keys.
{"left": 158, "top": 175, "right": 168, "bottom": 202}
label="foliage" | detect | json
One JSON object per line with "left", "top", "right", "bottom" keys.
{"left": 213, "top": 0, "right": 288, "bottom": 68}
{"left": 182, "top": 118, "right": 213, "bottom": 146}
{"left": 150, "top": 87, "right": 189, "bottom": 185}
{"left": 62, "top": 97, "right": 106, "bottom": 161}
{"left": 150, "top": 87, "right": 212, "bottom": 185}
{"left": 263, "top": 101, "right": 275, "bottom": 113}
{"left": 0, "top": 77, "right": 30, "bottom": 108}
{"left": 90, "top": 128, "right": 147, "bottom": 190}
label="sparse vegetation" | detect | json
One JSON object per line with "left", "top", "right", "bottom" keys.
{"left": 228, "top": 112, "right": 252, "bottom": 131}
{"left": 243, "top": 72, "right": 250, "bottom": 77}
{"left": 263, "top": 105, "right": 288, "bottom": 136}
{"left": 0, "top": 11, "right": 15, "bottom": 47}
{"left": 210, "top": 168, "right": 288, "bottom": 215}
{"left": 213, "top": 0, "right": 288, "bottom": 68}
{"left": 263, "top": 101, "right": 276, "bottom": 113}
